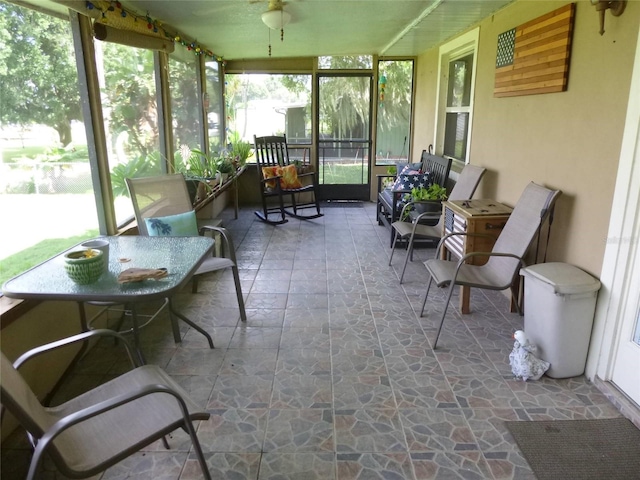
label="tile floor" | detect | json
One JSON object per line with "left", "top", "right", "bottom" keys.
{"left": 1, "top": 202, "right": 627, "bottom": 479}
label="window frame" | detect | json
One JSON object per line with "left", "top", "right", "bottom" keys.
{"left": 374, "top": 58, "right": 415, "bottom": 166}
{"left": 434, "top": 28, "right": 479, "bottom": 165}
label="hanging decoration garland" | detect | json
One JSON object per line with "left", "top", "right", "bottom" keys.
{"left": 84, "top": 0, "right": 224, "bottom": 63}
{"left": 223, "top": 62, "right": 233, "bottom": 139}
{"left": 378, "top": 74, "right": 387, "bottom": 108}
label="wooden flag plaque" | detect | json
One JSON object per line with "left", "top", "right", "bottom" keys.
{"left": 494, "top": 3, "right": 575, "bottom": 97}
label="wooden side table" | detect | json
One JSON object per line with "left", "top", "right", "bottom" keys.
{"left": 442, "top": 199, "right": 513, "bottom": 313}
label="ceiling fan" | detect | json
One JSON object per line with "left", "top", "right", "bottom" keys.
{"left": 257, "top": 0, "right": 292, "bottom": 31}
{"left": 250, "top": 0, "right": 295, "bottom": 56}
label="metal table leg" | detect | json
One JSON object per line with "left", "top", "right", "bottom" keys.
{"left": 168, "top": 298, "right": 214, "bottom": 348}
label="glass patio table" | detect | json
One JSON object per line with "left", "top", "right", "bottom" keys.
{"left": 2, "top": 236, "right": 216, "bottom": 367}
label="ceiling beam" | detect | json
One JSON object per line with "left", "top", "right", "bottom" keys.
{"left": 380, "top": 0, "right": 445, "bottom": 55}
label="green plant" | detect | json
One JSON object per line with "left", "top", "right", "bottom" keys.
{"left": 228, "top": 132, "right": 252, "bottom": 165}
{"left": 217, "top": 156, "right": 234, "bottom": 174}
{"left": 401, "top": 183, "right": 448, "bottom": 220}
{"left": 175, "top": 147, "right": 217, "bottom": 180}
{"left": 110, "top": 152, "right": 160, "bottom": 197}
{"left": 411, "top": 183, "right": 448, "bottom": 201}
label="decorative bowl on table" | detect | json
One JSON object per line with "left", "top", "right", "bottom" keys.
{"left": 64, "top": 249, "right": 105, "bottom": 285}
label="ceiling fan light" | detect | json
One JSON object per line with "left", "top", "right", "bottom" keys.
{"left": 262, "top": 9, "right": 291, "bottom": 30}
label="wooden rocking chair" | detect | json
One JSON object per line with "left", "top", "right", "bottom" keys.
{"left": 254, "top": 135, "right": 323, "bottom": 225}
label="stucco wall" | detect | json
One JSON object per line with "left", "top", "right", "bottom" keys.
{"left": 412, "top": 0, "right": 639, "bottom": 276}
{"left": 411, "top": 47, "right": 440, "bottom": 162}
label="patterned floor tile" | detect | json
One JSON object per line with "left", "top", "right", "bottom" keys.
{"left": 410, "top": 450, "right": 494, "bottom": 480}
{"left": 164, "top": 348, "right": 225, "bottom": 375}
{"left": 482, "top": 450, "right": 536, "bottom": 480}
{"left": 275, "top": 348, "right": 332, "bottom": 375}
{"left": 372, "top": 311, "right": 421, "bottom": 330}
{"left": 331, "top": 348, "right": 388, "bottom": 376}
{"left": 289, "top": 280, "right": 328, "bottom": 294}
{"left": 197, "top": 409, "right": 268, "bottom": 452}
{"left": 328, "top": 293, "right": 371, "bottom": 310}
{"left": 336, "top": 452, "right": 414, "bottom": 479}
{"left": 263, "top": 409, "right": 334, "bottom": 452}
{"left": 243, "top": 308, "right": 286, "bottom": 328}
{"left": 447, "top": 375, "right": 523, "bottom": 409}
{"left": 283, "top": 308, "right": 330, "bottom": 328}
{"left": 251, "top": 279, "right": 291, "bottom": 294}
{"left": 506, "top": 376, "right": 585, "bottom": 408}
{"left": 434, "top": 346, "right": 500, "bottom": 377}
{"left": 400, "top": 408, "right": 477, "bottom": 452}
{"left": 3, "top": 203, "right": 629, "bottom": 480}
{"left": 280, "top": 326, "right": 331, "bottom": 349}
{"left": 229, "top": 326, "right": 283, "bottom": 349}
{"left": 259, "top": 453, "right": 335, "bottom": 480}
{"left": 286, "top": 292, "right": 328, "bottom": 309}
{"left": 390, "top": 373, "right": 457, "bottom": 409}
{"left": 101, "top": 451, "right": 188, "bottom": 479}
{"left": 207, "top": 374, "right": 274, "bottom": 409}
{"left": 271, "top": 374, "right": 333, "bottom": 409}
{"left": 334, "top": 409, "right": 407, "bottom": 453}
{"left": 461, "top": 408, "right": 528, "bottom": 453}
{"left": 219, "top": 348, "right": 278, "bottom": 375}
{"left": 377, "top": 328, "right": 431, "bottom": 349}
{"left": 181, "top": 452, "right": 261, "bottom": 480}
{"left": 245, "top": 292, "right": 289, "bottom": 309}
{"left": 330, "top": 326, "right": 381, "bottom": 350}
{"left": 383, "top": 348, "right": 442, "bottom": 376}
{"left": 333, "top": 375, "right": 396, "bottom": 410}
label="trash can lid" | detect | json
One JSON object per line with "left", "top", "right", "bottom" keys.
{"left": 520, "top": 262, "right": 601, "bottom": 295}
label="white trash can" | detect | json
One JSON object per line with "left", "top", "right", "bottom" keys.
{"left": 520, "top": 263, "right": 601, "bottom": 378}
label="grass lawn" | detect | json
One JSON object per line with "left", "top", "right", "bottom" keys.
{"left": 2, "top": 146, "right": 47, "bottom": 163}
{"left": 319, "top": 163, "right": 369, "bottom": 184}
{"left": 0, "top": 193, "right": 101, "bottom": 285}
{"left": 0, "top": 231, "right": 99, "bottom": 286}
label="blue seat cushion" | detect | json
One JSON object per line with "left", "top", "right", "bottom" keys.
{"left": 144, "top": 210, "right": 199, "bottom": 236}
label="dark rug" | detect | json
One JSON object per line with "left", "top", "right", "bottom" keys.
{"left": 505, "top": 418, "right": 640, "bottom": 480}
{"left": 321, "top": 201, "right": 363, "bottom": 208}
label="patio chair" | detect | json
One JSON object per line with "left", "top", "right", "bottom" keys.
{"left": 421, "top": 182, "right": 561, "bottom": 348}
{"left": 389, "top": 164, "right": 486, "bottom": 283}
{"left": 126, "top": 173, "right": 246, "bottom": 321}
{"left": 0, "top": 329, "right": 212, "bottom": 480}
{"left": 253, "top": 134, "right": 323, "bottom": 225}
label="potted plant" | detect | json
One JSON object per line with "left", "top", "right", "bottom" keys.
{"left": 411, "top": 183, "right": 448, "bottom": 202}
{"left": 401, "top": 183, "right": 448, "bottom": 220}
{"left": 229, "top": 132, "right": 252, "bottom": 167}
{"left": 216, "top": 156, "right": 234, "bottom": 183}
{"left": 175, "top": 145, "right": 218, "bottom": 203}
{"left": 292, "top": 159, "right": 313, "bottom": 175}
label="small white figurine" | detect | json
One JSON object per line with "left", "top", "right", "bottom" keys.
{"left": 509, "top": 330, "right": 550, "bottom": 381}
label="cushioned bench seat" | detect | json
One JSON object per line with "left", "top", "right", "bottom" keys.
{"left": 376, "top": 151, "right": 452, "bottom": 247}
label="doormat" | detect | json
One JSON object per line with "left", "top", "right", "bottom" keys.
{"left": 321, "top": 201, "right": 363, "bottom": 208}
{"left": 505, "top": 417, "right": 640, "bottom": 480}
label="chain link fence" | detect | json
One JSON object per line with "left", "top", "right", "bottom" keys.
{"left": 0, "top": 162, "right": 93, "bottom": 194}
